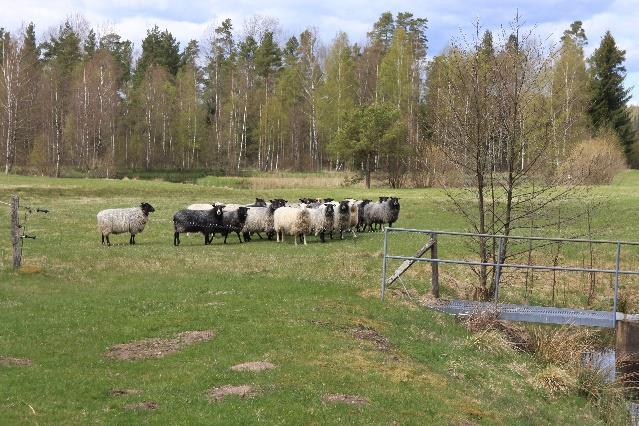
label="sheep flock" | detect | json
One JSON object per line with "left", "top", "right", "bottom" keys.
{"left": 97, "top": 197, "right": 400, "bottom": 246}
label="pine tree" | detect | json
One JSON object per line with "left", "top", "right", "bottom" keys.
{"left": 588, "top": 31, "right": 635, "bottom": 156}
{"left": 84, "top": 29, "right": 97, "bottom": 58}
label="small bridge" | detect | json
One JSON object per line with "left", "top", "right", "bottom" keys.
{"left": 380, "top": 228, "right": 639, "bottom": 329}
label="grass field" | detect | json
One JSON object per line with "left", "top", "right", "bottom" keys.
{"left": 1, "top": 172, "right": 638, "bottom": 424}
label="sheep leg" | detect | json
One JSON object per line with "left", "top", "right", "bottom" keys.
{"left": 236, "top": 231, "right": 243, "bottom": 243}
{"left": 303, "top": 234, "right": 307, "bottom": 245}
{"left": 243, "top": 232, "right": 251, "bottom": 242}
{"left": 294, "top": 234, "right": 298, "bottom": 246}
{"left": 106, "top": 235, "right": 111, "bottom": 246}
{"left": 351, "top": 228, "right": 357, "bottom": 238}
{"left": 129, "top": 234, "right": 135, "bottom": 245}
{"left": 223, "top": 233, "right": 229, "bottom": 244}
{"left": 320, "top": 231, "right": 325, "bottom": 243}
{"left": 174, "top": 232, "right": 180, "bottom": 246}
{"left": 101, "top": 234, "right": 105, "bottom": 245}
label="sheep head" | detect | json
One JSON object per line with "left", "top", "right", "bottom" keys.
{"left": 141, "top": 202, "right": 155, "bottom": 215}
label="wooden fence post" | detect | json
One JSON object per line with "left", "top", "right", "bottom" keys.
{"left": 10, "top": 194, "right": 21, "bottom": 269}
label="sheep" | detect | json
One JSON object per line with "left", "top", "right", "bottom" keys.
{"left": 332, "top": 200, "right": 352, "bottom": 240}
{"left": 221, "top": 206, "right": 250, "bottom": 243}
{"left": 222, "top": 198, "right": 267, "bottom": 212}
{"left": 187, "top": 202, "right": 224, "bottom": 210}
{"left": 97, "top": 202, "right": 155, "bottom": 246}
{"left": 356, "top": 199, "right": 372, "bottom": 231}
{"left": 309, "top": 203, "right": 335, "bottom": 243}
{"left": 385, "top": 197, "right": 401, "bottom": 228}
{"left": 362, "top": 197, "right": 401, "bottom": 231}
{"left": 371, "top": 196, "right": 390, "bottom": 230}
{"left": 241, "top": 199, "right": 286, "bottom": 242}
{"left": 273, "top": 205, "right": 311, "bottom": 245}
{"left": 345, "top": 199, "right": 359, "bottom": 234}
{"left": 173, "top": 205, "right": 225, "bottom": 246}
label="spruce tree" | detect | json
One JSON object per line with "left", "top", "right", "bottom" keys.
{"left": 588, "top": 31, "right": 635, "bottom": 156}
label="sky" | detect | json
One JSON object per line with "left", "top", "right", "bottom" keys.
{"left": 1, "top": 0, "right": 637, "bottom": 104}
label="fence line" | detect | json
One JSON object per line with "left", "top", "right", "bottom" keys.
{"left": 381, "top": 227, "right": 639, "bottom": 328}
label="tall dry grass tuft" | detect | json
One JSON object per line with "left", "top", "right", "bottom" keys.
{"left": 528, "top": 325, "right": 595, "bottom": 366}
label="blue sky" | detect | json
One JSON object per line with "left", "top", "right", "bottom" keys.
{"left": 2, "top": 0, "right": 637, "bottom": 103}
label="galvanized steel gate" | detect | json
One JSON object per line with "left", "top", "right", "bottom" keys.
{"left": 381, "top": 228, "right": 639, "bottom": 328}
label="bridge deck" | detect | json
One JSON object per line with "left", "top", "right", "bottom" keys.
{"left": 426, "top": 300, "right": 639, "bottom": 328}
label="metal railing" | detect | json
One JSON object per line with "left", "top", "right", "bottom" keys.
{"left": 381, "top": 227, "right": 639, "bottom": 326}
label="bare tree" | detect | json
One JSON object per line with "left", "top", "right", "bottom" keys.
{"left": 430, "top": 17, "right": 583, "bottom": 300}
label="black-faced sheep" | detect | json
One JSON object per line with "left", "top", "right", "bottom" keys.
{"left": 362, "top": 197, "right": 400, "bottom": 231}
{"left": 173, "top": 205, "right": 224, "bottom": 246}
{"left": 97, "top": 202, "right": 155, "bottom": 246}
{"left": 332, "top": 200, "right": 352, "bottom": 239}
{"left": 221, "top": 206, "right": 250, "bottom": 244}
{"left": 242, "top": 199, "right": 286, "bottom": 242}
{"left": 309, "top": 203, "right": 335, "bottom": 243}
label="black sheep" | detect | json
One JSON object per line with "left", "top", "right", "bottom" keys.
{"left": 173, "top": 205, "right": 225, "bottom": 246}
{"left": 221, "top": 206, "right": 250, "bottom": 244}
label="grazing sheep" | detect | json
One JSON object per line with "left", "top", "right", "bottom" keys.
{"left": 309, "top": 203, "right": 335, "bottom": 243}
{"left": 173, "top": 205, "right": 225, "bottom": 246}
{"left": 273, "top": 205, "right": 311, "bottom": 245}
{"left": 242, "top": 199, "right": 286, "bottom": 242}
{"left": 221, "top": 206, "right": 250, "bottom": 244}
{"left": 97, "top": 202, "right": 155, "bottom": 246}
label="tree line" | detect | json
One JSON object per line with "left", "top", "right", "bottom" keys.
{"left": 0, "top": 14, "right": 635, "bottom": 187}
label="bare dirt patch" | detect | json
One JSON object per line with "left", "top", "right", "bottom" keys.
{"left": 230, "top": 361, "right": 276, "bottom": 372}
{"left": 109, "top": 388, "right": 143, "bottom": 396}
{"left": 207, "top": 385, "right": 256, "bottom": 402}
{"left": 322, "top": 394, "right": 369, "bottom": 406}
{"left": 123, "top": 401, "right": 158, "bottom": 410}
{"left": 105, "top": 330, "right": 215, "bottom": 360}
{"left": 0, "top": 356, "right": 32, "bottom": 366}
{"left": 352, "top": 324, "right": 390, "bottom": 351}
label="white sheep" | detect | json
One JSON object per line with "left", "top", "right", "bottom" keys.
{"left": 97, "top": 202, "right": 155, "bottom": 246}
{"left": 273, "top": 205, "right": 311, "bottom": 245}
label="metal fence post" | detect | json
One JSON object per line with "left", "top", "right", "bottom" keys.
{"left": 431, "top": 232, "right": 439, "bottom": 298}
{"left": 381, "top": 227, "right": 389, "bottom": 301}
{"left": 613, "top": 242, "right": 621, "bottom": 327}
{"left": 493, "top": 237, "right": 505, "bottom": 304}
{"left": 11, "top": 195, "right": 21, "bottom": 270}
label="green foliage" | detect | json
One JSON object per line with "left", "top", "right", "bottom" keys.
{"left": 135, "top": 25, "right": 181, "bottom": 84}
{"left": 255, "top": 31, "right": 281, "bottom": 78}
{"left": 588, "top": 31, "right": 635, "bottom": 157}
{"left": 41, "top": 20, "right": 82, "bottom": 76}
{"left": 99, "top": 33, "right": 133, "bottom": 82}
{"left": 84, "top": 29, "right": 97, "bottom": 58}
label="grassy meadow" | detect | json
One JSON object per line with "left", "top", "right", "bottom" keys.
{"left": 1, "top": 171, "right": 639, "bottom": 423}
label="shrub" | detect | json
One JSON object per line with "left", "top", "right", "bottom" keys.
{"left": 558, "top": 134, "right": 627, "bottom": 185}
